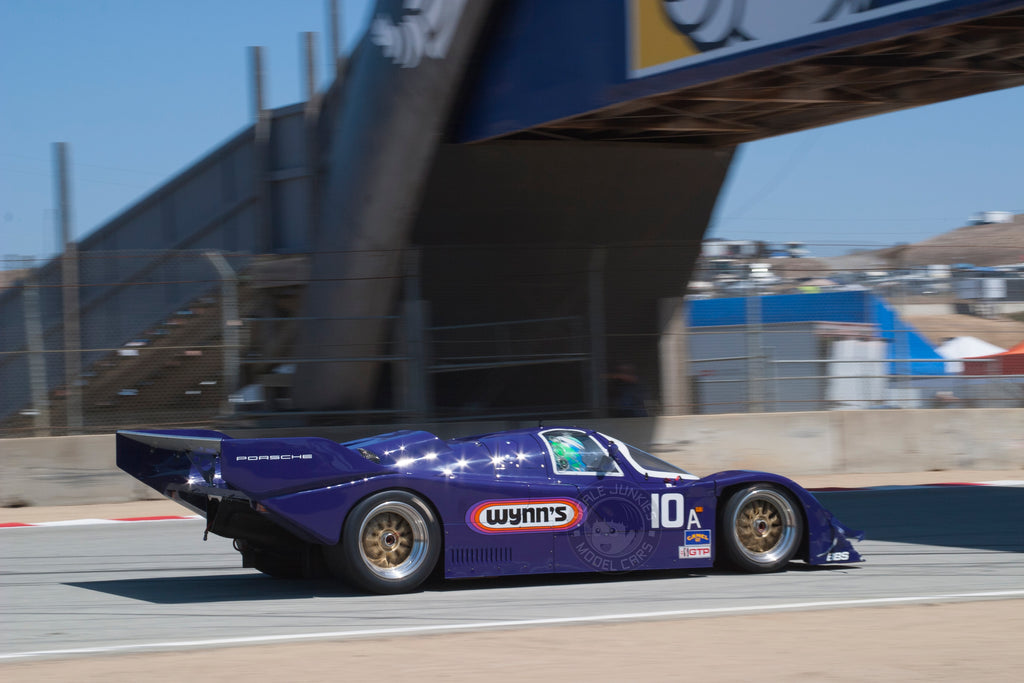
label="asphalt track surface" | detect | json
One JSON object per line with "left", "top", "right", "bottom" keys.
{"left": 2, "top": 485, "right": 1022, "bottom": 668}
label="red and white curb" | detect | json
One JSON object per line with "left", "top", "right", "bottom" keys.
{"left": 2, "top": 480, "right": 1021, "bottom": 528}
{"left": 808, "top": 479, "right": 1024, "bottom": 492}
{"left": 0, "top": 514, "right": 200, "bottom": 529}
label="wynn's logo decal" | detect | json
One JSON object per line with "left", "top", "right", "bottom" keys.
{"left": 467, "top": 498, "right": 585, "bottom": 534}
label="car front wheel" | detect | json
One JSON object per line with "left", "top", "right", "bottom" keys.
{"left": 721, "top": 484, "right": 803, "bottom": 572}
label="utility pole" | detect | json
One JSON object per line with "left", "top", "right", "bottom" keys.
{"left": 54, "top": 142, "right": 82, "bottom": 432}
{"left": 303, "top": 31, "right": 321, "bottom": 249}
{"left": 328, "top": 0, "right": 345, "bottom": 78}
{"left": 303, "top": 31, "right": 318, "bottom": 105}
{"left": 249, "top": 46, "right": 272, "bottom": 252}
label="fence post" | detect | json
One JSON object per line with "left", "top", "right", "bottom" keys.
{"left": 589, "top": 247, "right": 608, "bottom": 417}
{"left": 398, "top": 249, "right": 429, "bottom": 420}
{"left": 399, "top": 299, "right": 431, "bottom": 420}
{"left": 23, "top": 273, "right": 51, "bottom": 436}
{"left": 205, "top": 252, "right": 240, "bottom": 405}
{"left": 658, "top": 297, "right": 690, "bottom": 415}
{"left": 746, "top": 292, "right": 765, "bottom": 412}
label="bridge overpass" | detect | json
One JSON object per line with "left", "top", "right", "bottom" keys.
{"left": 3, "top": 0, "right": 1024, "bottom": 432}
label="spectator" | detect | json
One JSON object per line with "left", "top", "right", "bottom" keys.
{"left": 607, "top": 363, "right": 648, "bottom": 417}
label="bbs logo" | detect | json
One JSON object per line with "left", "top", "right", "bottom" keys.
{"left": 661, "top": 1, "right": 877, "bottom": 51}
{"left": 826, "top": 551, "right": 850, "bottom": 562}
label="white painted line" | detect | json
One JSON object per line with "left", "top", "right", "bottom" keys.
{"left": 38, "top": 516, "right": 201, "bottom": 526}
{"left": 809, "top": 480, "right": 1024, "bottom": 492}
{"left": 3, "top": 589, "right": 1023, "bottom": 661}
{"left": 1, "top": 516, "right": 201, "bottom": 529}
{"left": 29, "top": 518, "right": 120, "bottom": 527}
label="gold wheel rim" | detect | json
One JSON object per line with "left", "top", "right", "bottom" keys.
{"left": 736, "top": 499, "right": 783, "bottom": 553}
{"left": 361, "top": 511, "right": 414, "bottom": 569}
{"left": 730, "top": 488, "right": 799, "bottom": 566}
{"left": 356, "top": 501, "right": 429, "bottom": 580}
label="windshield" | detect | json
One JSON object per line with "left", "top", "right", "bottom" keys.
{"left": 603, "top": 435, "right": 696, "bottom": 479}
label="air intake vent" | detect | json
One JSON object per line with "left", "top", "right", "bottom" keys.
{"left": 449, "top": 546, "right": 512, "bottom": 566}
{"left": 357, "top": 448, "right": 380, "bottom": 464}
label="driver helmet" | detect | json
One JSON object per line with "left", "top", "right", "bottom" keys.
{"left": 550, "top": 434, "right": 588, "bottom": 472}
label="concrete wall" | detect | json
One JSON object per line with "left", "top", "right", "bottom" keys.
{"left": 633, "top": 410, "right": 1024, "bottom": 475}
{"left": 0, "top": 434, "right": 157, "bottom": 507}
{"left": 2, "top": 409, "right": 1021, "bottom": 506}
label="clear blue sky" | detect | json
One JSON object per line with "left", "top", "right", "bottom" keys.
{"left": 1, "top": 1, "right": 1021, "bottom": 267}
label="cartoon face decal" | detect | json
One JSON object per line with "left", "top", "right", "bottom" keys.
{"left": 661, "top": 0, "right": 877, "bottom": 50}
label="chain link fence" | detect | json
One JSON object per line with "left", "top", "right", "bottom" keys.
{"left": 684, "top": 288, "right": 1024, "bottom": 413}
{"left": 1, "top": 250, "right": 248, "bottom": 436}
{"left": 3, "top": 250, "right": 1024, "bottom": 437}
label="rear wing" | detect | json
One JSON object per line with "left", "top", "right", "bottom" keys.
{"left": 118, "top": 429, "right": 224, "bottom": 455}
{"left": 116, "top": 429, "right": 390, "bottom": 510}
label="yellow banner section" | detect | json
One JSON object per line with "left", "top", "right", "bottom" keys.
{"left": 629, "top": 0, "right": 698, "bottom": 74}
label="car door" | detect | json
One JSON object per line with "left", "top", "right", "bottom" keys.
{"left": 538, "top": 428, "right": 716, "bottom": 573}
{"left": 525, "top": 428, "right": 652, "bottom": 573}
{"left": 447, "top": 433, "right": 558, "bottom": 579}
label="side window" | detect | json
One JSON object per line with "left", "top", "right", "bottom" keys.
{"left": 542, "top": 430, "right": 622, "bottom": 476}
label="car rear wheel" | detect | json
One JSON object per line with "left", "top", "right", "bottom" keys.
{"left": 325, "top": 490, "right": 440, "bottom": 594}
{"left": 721, "top": 484, "right": 803, "bottom": 572}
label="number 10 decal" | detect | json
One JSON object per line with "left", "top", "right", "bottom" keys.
{"left": 650, "top": 493, "right": 685, "bottom": 529}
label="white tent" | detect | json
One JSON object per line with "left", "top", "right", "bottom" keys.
{"left": 936, "top": 336, "right": 1006, "bottom": 373}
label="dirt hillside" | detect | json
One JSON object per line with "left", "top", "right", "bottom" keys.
{"left": 821, "top": 214, "right": 1024, "bottom": 271}
{"left": 903, "top": 313, "right": 1024, "bottom": 348}
{"left": 770, "top": 216, "right": 1024, "bottom": 348}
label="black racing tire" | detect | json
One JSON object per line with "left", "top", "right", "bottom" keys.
{"left": 720, "top": 484, "right": 803, "bottom": 573}
{"left": 236, "top": 540, "right": 305, "bottom": 579}
{"left": 325, "top": 490, "right": 440, "bottom": 594}
{"left": 250, "top": 552, "right": 304, "bottom": 579}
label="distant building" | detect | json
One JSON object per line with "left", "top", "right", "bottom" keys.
{"left": 701, "top": 239, "right": 764, "bottom": 259}
{"left": 968, "top": 211, "right": 1014, "bottom": 225}
{"left": 685, "top": 291, "right": 948, "bottom": 413}
{"left": 784, "top": 241, "right": 809, "bottom": 258}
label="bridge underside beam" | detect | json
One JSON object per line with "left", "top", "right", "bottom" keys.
{"left": 505, "top": 8, "right": 1024, "bottom": 147}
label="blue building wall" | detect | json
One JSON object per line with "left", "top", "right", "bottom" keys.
{"left": 687, "top": 291, "right": 947, "bottom": 375}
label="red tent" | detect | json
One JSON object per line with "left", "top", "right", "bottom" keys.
{"left": 964, "top": 340, "right": 1024, "bottom": 375}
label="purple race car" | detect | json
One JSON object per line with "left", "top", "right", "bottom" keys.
{"left": 116, "top": 426, "right": 863, "bottom": 594}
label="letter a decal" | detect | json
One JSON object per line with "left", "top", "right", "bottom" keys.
{"left": 687, "top": 508, "right": 701, "bottom": 529}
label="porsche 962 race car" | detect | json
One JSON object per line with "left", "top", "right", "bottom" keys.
{"left": 117, "top": 426, "right": 863, "bottom": 594}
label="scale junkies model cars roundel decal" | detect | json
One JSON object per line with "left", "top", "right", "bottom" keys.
{"left": 467, "top": 498, "right": 586, "bottom": 534}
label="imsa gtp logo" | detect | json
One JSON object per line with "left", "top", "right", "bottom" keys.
{"left": 467, "top": 498, "right": 585, "bottom": 534}
{"left": 679, "top": 528, "right": 712, "bottom": 559}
